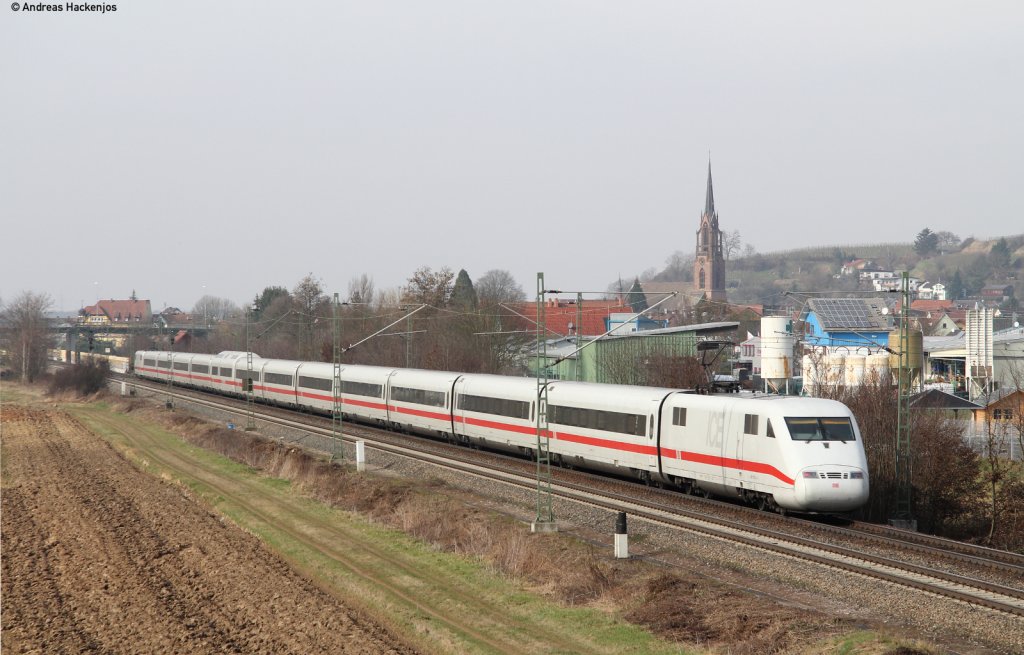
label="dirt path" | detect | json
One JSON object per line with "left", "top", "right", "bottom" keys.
{"left": 1, "top": 403, "right": 418, "bottom": 655}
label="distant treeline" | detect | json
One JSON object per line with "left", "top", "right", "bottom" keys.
{"left": 747, "top": 242, "right": 914, "bottom": 262}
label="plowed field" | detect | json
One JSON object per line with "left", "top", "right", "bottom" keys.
{"left": 1, "top": 403, "right": 416, "bottom": 654}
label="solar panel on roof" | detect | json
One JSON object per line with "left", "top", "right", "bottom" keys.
{"left": 812, "top": 298, "right": 887, "bottom": 330}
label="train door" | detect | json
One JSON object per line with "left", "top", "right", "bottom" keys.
{"left": 647, "top": 413, "right": 657, "bottom": 472}
{"left": 654, "top": 392, "right": 681, "bottom": 481}
{"left": 384, "top": 369, "right": 400, "bottom": 427}
{"left": 706, "top": 405, "right": 728, "bottom": 485}
{"left": 449, "top": 376, "right": 464, "bottom": 441}
{"left": 734, "top": 412, "right": 746, "bottom": 490}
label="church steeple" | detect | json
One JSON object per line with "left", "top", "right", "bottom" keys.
{"left": 704, "top": 160, "right": 715, "bottom": 218}
{"left": 694, "top": 158, "right": 727, "bottom": 302}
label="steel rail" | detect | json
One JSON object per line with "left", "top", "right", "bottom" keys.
{"left": 119, "top": 376, "right": 1024, "bottom": 617}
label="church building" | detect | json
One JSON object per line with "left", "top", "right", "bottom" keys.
{"left": 694, "top": 162, "right": 727, "bottom": 302}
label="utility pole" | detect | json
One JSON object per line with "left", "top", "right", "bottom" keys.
{"left": 575, "top": 292, "right": 583, "bottom": 381}
{"left": 533, "top": 272, "right": 556, "bottom": 533}
{"left": 165, "top": 327, "right": 174, "bottom": 409}
{"left": 892, "top": 271, "right": 915, "bottom": 529}
{"left": 403, "top": 306, "right": 412, "bottom": 368}
{"left": 245, "top": 305, "right": 256, "bottom": 431}
{"left": 331, "top": 293, "right": 343, "bottom": 461}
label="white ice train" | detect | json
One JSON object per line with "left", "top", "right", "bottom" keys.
{"left": 134, "top": 351, "right": 869, "bottom": 513}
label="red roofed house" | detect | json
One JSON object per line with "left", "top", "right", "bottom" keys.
{"left": 840, "top": 259, "right": 874, "bottom": 275}
{"left": 922, "top": 310, "right": 966, "bottom": 336}
{"left": 910, "top": 299, "right": 955, "bottom": 314}
{"left": 504, "top": 299, "right": 633, "bottom": 337}
{"left": 78, "top": 298, "right": 152, "bottom": 326}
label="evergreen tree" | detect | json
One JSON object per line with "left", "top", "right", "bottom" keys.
{"left": 991, "top": 238, "right": 1012, "bottom": 269}
{"left": 450, "top": 269, "right": 478, "bottom": 310}
{"left": 949, "top": 270, "right": 965, "bottom": 300}
{"left": 627, "top": 278, "right": 649, "bottom": 313}
{"left": 914, "top": 228, "right": 939, "bottom": 256}
{"left": 254, "top": 286, "right": 289, "bottom": 317}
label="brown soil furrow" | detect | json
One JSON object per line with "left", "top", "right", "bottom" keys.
{"left": 78, "top": 407, "right": 579, "bottom": 655}
{"left": 1, "top": 405, "right": 417, "bottom": 655}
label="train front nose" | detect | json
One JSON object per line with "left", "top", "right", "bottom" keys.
{"left": 795, "top": 467, "right": 869, "bottom": 512}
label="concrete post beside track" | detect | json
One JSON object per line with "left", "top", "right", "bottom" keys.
{"left": 614, "top": 512, "right": 629, "bottom": 559}
{"left": 356, "top": 440, "right": 365, "bottom": 472}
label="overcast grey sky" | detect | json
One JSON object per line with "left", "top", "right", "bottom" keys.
{"left": 2, "top": 1, "right": 1022, "bottom": 312}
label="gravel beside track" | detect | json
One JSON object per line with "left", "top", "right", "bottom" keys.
{"left": 137, "top": 380, "right": 1024, "bottom": 654}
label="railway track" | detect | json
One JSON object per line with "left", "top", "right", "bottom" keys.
{"left": 118, "top": 376, "right": 1024, "bottom": 618}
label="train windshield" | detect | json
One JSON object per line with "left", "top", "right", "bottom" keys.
{"left": 784, "top": 417, "right": 856, "bottom": 442}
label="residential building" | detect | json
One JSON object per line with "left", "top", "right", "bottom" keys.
{"left": 78, "top": 298, "right": 152, "bottom": 326}
{"left": 734, "top": 333, "right": 761, "bottom": 377}
{"left": 802, "top": 297, "right": 892, "bottom": 350}
{"left": 872, "top": 276, "right": 922, "bottom": 293}
{"left": 981, "top": 284, "right": 1014, "bottom": 302}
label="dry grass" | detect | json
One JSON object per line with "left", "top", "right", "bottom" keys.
{"left": 108, "top": 394, "right": 934, "bottom": 654}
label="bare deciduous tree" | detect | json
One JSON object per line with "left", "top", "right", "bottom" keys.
{"left": 981, "top": 397, "right": 1013, "bottom": 544}
{"left": 1004, "top": 363, "right": 1024, "bottom": 463}
{"left": 192, "top": 295, "right": 239, "bottom": 323}
{"left": 476, "top": 270, "right": 525, "bottom": 307}
{"left": 403, "top": 266, "right": 454, "bottom": 307}
{"left": 294, "top": 273, "right": 327, "bottom": 360}
{"left": 814, "top": 379, "right": 982, "bottom": 533}
{"left": 1, "top": 291, "right": 53, "bottom": 382}
{"left": 722, "top": 229, "right": 743, "bottom": 260}
{"left": 934, "top": 230, "right": 961, "bottom": 252}
{"left": 347, "top": 274, "right": 376, "bottom": 306}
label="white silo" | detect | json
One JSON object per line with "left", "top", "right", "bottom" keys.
{"left": 801, "top": 353, "right": 828, "bottom": 395}
{"left": 866, "top": 352, "right": 892, "bottom": 385}
{"left": 827, "top": 353, "right": 847, "bottom": 388}
{"left": 844, "top": 355, "right": 866, "bottom": 386}
{"left": 760, "top": 316, "right": 795, "bottom": 393}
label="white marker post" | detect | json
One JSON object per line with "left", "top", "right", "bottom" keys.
{"left": 356, "top": 440, "right": 366, "bottom": 472}
{"left": 614, "top": 512, "right": 629, "bottom": 559}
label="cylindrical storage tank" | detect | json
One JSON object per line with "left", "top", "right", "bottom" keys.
{"left": 827, "top": 353, "right": 846, "bottom": 387}
{"left": 844, "top": 355, "right": 866, "bottom": 386}
{"left": 801, "top": 355, "right": 817, "bottom": 393}
{"left": 888, "top": 330, "right": 924, "bottom": 373}
{"left": 866, "top": 352, "right": 892, "bottom": 385}
{"left": 760, "top": 317, "right": 795, "bottom": 383}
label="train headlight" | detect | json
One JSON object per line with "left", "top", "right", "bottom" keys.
{"left": 849, "top": 471, "right": 864, "bottom": 479}
{"left": 802, "top": 471, "right": 819, "bottom": 479}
